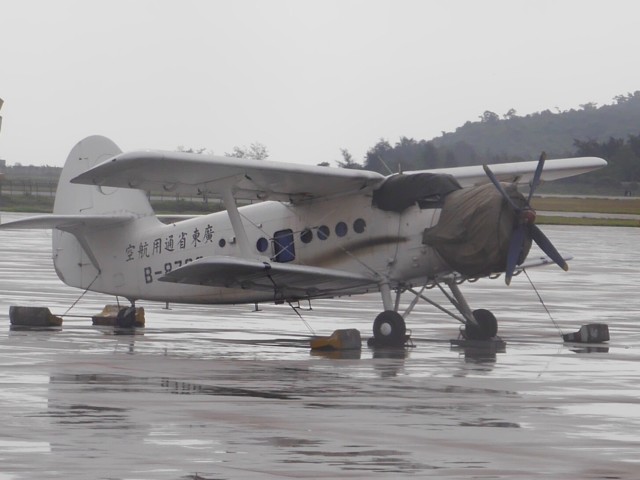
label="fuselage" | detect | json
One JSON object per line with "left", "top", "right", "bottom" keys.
{"left": 66, "top": 194, "right": 449, "bottom": 304}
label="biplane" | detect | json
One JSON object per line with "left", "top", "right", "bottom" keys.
{"left": 0, "top": 136, "right": 606, "bottom": 344}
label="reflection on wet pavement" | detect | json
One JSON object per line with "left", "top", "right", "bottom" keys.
{"left": 0, "top": 213, "right": 639, "bottom": 479}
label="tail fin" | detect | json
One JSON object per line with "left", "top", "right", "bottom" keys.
{"left": 52, "top": 136, "right": 156, "bottom": 289}
{"left": 54, "top": 135, "right": 154, "bottom": 216}
{"left": 1, "top": 136, "right": 157, "bottom": 292}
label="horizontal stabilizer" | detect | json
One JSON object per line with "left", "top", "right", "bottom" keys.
{"left": 160, "top": 256, "right": 377, "bottom": 299}
{"left": 0, "top": 214, "right": 135, "bottom": 231}
{"left": 0, "top": 214, "right": 138, "bottom": 272}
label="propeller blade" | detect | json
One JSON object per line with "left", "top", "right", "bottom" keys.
{"left": 505, "top": 224, "right": 526, "bottom": 285}
{"left": 527, "top": 152, "right": 547, "bottom": 204}
{"left": 483, "top": 164, "right": 521, "bottom": 211}
{"left": 529, "top": 224, "right": 568, "bottom": 271}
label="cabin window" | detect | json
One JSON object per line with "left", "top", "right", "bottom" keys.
{"left": 317, "top": 225, "right": 330, "bottom": 240}
{"left": 335, "top": 221, "right": 348, "bottom": 237}
{"left": 256, "top": 237, "right": 269, "bottom": 253}
{"left": 219, "top": 239, "right": 226, "bottom": 248}
{"left": 300, "top": 228, "right": 313, "bottom": 244}
{"left": 353, "top": 218, "right": 366, "bottom": 233}
{"left": 273, "top": 229, "right": 296, "bottom": 262}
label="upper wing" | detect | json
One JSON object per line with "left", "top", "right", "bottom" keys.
{"left": 71, "top": 150, "right": 384, "bottom": 203}
{"left": 69, "top": 143, "right": 605, "bottom": 202}
{"left": 422, "top": 156, "right": 607, "bottom": 187}
{"left": 160, "top": 256, "right": 377, "bottom": 299}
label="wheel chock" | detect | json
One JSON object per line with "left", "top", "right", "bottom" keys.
{"left": 9, "top": 306, "right": 62, "bottom": 327}
{"left": 92, "top": 305, "right": 145, "bottom": 327}
{"left": 450, "top": 336, "right": 506, "bottom": 351}
{"left": 562, "top": 323, "right": 609, "bottom": 343}
{"left": 310, "top": 329, "right": 362, "bottom": 351}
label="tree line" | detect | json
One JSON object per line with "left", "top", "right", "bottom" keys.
{"left": 570, "top": 135, "right": 640, "bottom": 188}
{"left": 329, "top": 133, "right": 639, "bottom": 190}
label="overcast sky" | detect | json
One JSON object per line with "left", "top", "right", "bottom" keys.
{"left": 1, "top": 0, "right": 639, "bottom": 168}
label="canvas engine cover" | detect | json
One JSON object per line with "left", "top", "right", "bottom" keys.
{"left": 422, "top": 182, "right": 531, "bottom": 277}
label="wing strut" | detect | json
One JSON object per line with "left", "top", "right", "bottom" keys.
{"left": 222, "top": 186, "right": 252, "bottom": 258}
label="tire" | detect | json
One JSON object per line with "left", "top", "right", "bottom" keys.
{"left": 116, "top": 307, "right": 137, "bottom": 328}
{"left": 373, "top": 311, "right": 407, "bottom": 346}
{"left": 464, "top": 309, "right": 498, "bottom": 340}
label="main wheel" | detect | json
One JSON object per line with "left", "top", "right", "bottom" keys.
{"left": 373, "top": 310, "right": 407, "bottom": 346}
{"left": 464, "top": 309, "right": 498, "bottom": 340}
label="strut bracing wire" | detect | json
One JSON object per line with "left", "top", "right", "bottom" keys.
{"left": 287, "top": 301, "right": 316, "bottom": 335}
{"left": 523, "top": 269, "right": 564, "bottom": 336}
{"left": 62, "top": 272, "right": 101, "bottom": 317}
{"left": 263, "top": 269, "right": 316, "bottom": 335}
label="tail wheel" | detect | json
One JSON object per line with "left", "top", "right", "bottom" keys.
{"left": 464, "top": 309, "right": 498, "bottom": 340}
{"left": 116, "top": 307, "right": 137, "bottom": 328}
{"left": 373, "top": 311, "right": 407, "bottom": 346}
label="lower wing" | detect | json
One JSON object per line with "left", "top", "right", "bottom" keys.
{"left": 159, "top": 256, "right": 378, "bottom": 300}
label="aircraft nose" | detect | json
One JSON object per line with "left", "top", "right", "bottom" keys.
{"left": 483, "top": 154, "right": 568, "bottom": 284}
{"left": 422, "top": 183, "right": 531, "bottom": 278}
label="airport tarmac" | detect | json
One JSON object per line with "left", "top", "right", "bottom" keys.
{"left": 0, "top": 212, "right": 639, "bottom": 479}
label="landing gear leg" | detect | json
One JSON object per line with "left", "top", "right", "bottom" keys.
{"left": 408, "top": 279, "right": 499, "bottom": 341}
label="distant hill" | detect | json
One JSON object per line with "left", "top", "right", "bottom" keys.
{"left": 431, "top": 91, "right": 640, "bottom": 161}
{"left": 343, "top": 92, "right": 640, "bottom": 193}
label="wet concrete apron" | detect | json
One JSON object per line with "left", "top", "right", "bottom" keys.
{"left": 0, "top": 214, "right": 639, "bottom": 479}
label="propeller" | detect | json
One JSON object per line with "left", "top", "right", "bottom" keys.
{"left": 483, "top": 152, "right": 568, "bottom": 285}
